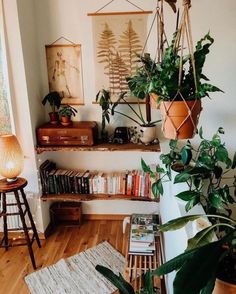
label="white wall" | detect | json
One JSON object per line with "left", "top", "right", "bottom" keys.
{"left": 2, "top": 0, "right": 236, "bottom": 246}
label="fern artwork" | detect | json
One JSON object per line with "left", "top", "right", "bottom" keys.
{"left": 91, "top": 12, "right": 150, "bottom": 101}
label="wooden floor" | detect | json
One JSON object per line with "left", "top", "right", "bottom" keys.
{"left": 0, "top": 220, "right": 128, "bottom": 294}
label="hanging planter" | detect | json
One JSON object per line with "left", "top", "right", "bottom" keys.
{"left": 160, "top": 100, "right": 202, "bottom": 139}
{"left": 148, "top": 0, "right": 223, "bottom": 139}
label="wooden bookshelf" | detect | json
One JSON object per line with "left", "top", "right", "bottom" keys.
{"left": 41, "top": 193, "right": 159, "bottom": 202}
{"left": 35, "top": 142, "right": 161, "bottom": 154}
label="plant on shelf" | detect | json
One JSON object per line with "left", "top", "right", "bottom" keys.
{"left": 96, "top": 89, "right": 161, "bottom": 143}
{"left": 142, "top": 127, "right": 236, "bottom": 214}
{"left": 155, "top": 214, "right": 236, "bottom": 293}
{"left": 126, "top": 53, "right": 160, "bottom": 106}
{"left": 58, "top": 104, "right": 77, "bottom": 126}
{"left": 42, "top": 91, "right": 62, "bottom": 124}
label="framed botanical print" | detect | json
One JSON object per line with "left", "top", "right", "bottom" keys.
{"left": 89, "top": 11, "right": 151, "bottom": 102}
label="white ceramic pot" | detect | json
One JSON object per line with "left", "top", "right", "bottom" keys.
{"left": 140, "top": 125, "right": 156, "bottom": 144}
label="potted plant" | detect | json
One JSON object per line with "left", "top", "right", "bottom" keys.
{"left": 155, "top": 214, "right": 236, "bottom": 293}
{"left": 58, "top": 104, "right": 77, "bottom": 126}
{"left": 42, "top": 91, "right": 62, "bottom": 124}
{"left": 126, "top": 53, "right": 160, "bottom": 109}
{"left": 148, "top": 32, "right": 223, "bottom": 139}
{"left": 142, "top": 127, "right": 236, "bottom": 214}
{"left": 96, "top": 90, "right": 161, "bottom": 144}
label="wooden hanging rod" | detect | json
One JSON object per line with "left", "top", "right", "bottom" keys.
{"left": 87, "top": 11, "right": 153, "bottom": 17}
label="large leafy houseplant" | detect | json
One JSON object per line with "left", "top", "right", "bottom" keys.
{"left": 155, "top": 214, "right": 236, "bottom": 294}
{"left": 96, "top": 90, "right": 161, "bottom": 141}
{"left": 142, "top": 127, "right": 236, "bottom": 214}
{"left": 148, "top": 32, "right": 223, "bottom": 139}
{"left": 148, "top": 33, "right": 223, "bottom": 104}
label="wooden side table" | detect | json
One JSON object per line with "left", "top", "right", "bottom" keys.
{"left": 124, "top": 223, "right": 166, "bottom": 293}
{"left": 0, "top": 178, "right": 41, "bottom": 269}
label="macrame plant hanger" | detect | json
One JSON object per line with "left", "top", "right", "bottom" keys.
{"left": 140, "top": 0, "right": 171, "bottom": 124}
{"left": 161, "top": 0, "right": 202, "bottom": 139}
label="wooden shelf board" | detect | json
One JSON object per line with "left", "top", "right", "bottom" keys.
{"left": 36, "top": 142, "right": 161, "bottom": 154}
{"left": 41, "top": 193, "right": 158, "bottom": 202}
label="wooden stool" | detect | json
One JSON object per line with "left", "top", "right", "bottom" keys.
{"left": 0, "top": 178, "right": 41, "bottom": 269}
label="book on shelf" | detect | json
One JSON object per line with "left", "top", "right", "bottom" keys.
{"left": 39, "top": 160, "right": 159, "bottom": 199}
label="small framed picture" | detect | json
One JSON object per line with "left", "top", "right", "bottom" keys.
{"left": 45, "top": 44, "right": 84, "bottom": 105}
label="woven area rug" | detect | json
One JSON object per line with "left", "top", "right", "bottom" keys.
{"left": 25, "top": 241, "right": 125, "bottom": 294}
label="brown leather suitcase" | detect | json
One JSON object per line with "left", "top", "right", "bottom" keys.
{"left": 36, "top": 121, "right": 98, "bottom": 146}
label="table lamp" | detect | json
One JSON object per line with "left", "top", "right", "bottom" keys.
{"left": 0, "top": 134, "right": 24, "bottom": 182}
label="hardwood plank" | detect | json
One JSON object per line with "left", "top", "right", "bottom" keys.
{"left": 0, "top": 220, "right": 128, "bottom": 293}
{"left": 36, "top": 142, "right": 161, "bottom": 154}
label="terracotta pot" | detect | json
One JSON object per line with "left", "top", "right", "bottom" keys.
{"left": 140, "top": 125, "right": 156, "bottom": 145}
{"left": 160, "top": 100, "right": 202, "bottom": 139}
{"left": 150, "top": 93, "right": 160, "bottom": 109}
{"left": 60, "top": 116, "right": 72, "bottom": 126}
{"left": 49, "top": 112, "right": 59, "bottom": 125}
{"left": 213, "top": 279, "right": 236, "bottom": 294}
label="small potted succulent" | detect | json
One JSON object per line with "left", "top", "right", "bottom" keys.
{"left": 58, "top": 104, "right": 77, "bottom": 126}
{"left": 42, "top": 91, "right": 62, "bottom": 124}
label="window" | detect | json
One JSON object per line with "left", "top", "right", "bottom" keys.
{"left": 0, "top": 1, "right": 12, "bottom": 135}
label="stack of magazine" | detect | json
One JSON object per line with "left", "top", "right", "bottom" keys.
{"left": 129, "top": 214, "right": 159, "bottom": 255}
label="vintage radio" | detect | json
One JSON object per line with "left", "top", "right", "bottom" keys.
{"left": 36, "top": 121, "right": 98, "bottom": 146}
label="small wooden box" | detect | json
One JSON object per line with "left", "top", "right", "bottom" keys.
{"left": 50, "top": 202, "right": 82, "bottom": 226}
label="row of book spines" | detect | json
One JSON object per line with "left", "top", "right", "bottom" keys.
{"left": 42, "top": 169, "right": 153, "bottom": 198}
{"left": 39, "top": 163, "right": 155, "bottom": 198}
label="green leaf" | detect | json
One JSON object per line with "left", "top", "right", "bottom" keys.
{"left": 153, "top": 247, "right": 199, "bottom": 276}
{"left": 187, "top": 226, "right": 215, "bottom": 250}
{"left": 173, "top": 240, "right": 223, "bottom": 294}
{"left": 213, "top": 166, "right": 223, "bottom": 179}
{"left": 152, "top": 179, "right": 163, "bottom": 197}
{"left": 143, "top": 270, "right": 154, "bottom": 294}
{"left": 181, "top": 147, "right": 192, "bottom": 165}
{"left": 169, "top": 139, "right": 178, "bottom": 150}
{"left": 218, "top": 127, "right": 224, "bottom": 134}
{"left": 215, "top": 146, "right": 229, "bottom": 163}
{"left": 232, "top": 152, "right": 236, "bottom": 169}
{"left": 174, "top": 171, "right": 191, "bottom": 183}
{"left": 200, "top": 276, "right": 216, "bottom": 294}
{"left": 158, "top": 215, "right": 202, "bottom": 232}
{"left": 156, "top": 166, "right": 165, "bottom": 174}
{"left": 141, "top": 158, "right": 152, "bottom": 173}
{"left": 199, "top": 126, "right": 203, "bottom": 139}
{"left": 185, "top": 194, "right": 200, "bottom": 212}
{"left": 211, "top": 134, "right": 221, "bottom": 147}
{"left": 209, "top": 192, "right": 224, "bottom": 209}
{"left": 95, "top": 265, "right": 135, "bottom": 294}
{"left": 175, "top": 191, "right": 200, "bottom": 202}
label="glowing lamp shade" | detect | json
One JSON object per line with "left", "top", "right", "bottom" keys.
{"left": 0, "top": 134, "right": 24, "bottom": 182}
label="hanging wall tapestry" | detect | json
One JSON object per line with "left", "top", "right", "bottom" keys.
{"left": 89, "top": 11, "right": 151, "bottom": 101}
{"left": 45, "top": 44, "right": 84, "bottom": 105}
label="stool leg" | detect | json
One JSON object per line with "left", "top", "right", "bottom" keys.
{"left": 2, "top": 193, "right": 8, "bottom": 251}
{"left": 20, "top": 188, "right": 41, "bottom": 248}
{"left": 14, "top": 190, "right": 37, "bottom": 269}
